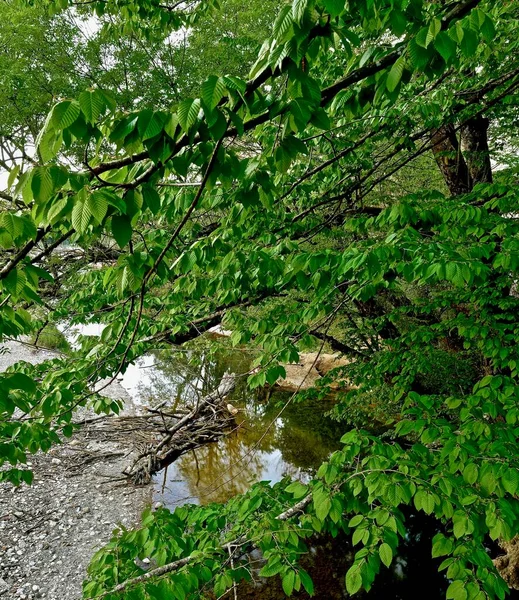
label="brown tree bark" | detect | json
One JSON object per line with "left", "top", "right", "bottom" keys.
{"left": 460, "top": 114, "right": 493, "bottom": 185}
{"left": 430, "top": 123, "right": 472, "bottom": 195}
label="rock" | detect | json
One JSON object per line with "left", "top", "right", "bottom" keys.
{"left": 315, "top": 353, "right": 350, "bottom": 375}
{"left": 276, "top": 361, "right": 321, "bottom": 391}
{"left": 495, "top": 537, "right": 519, "bottom": 589}
{"left": 275, "top": 352, "right": 353, "bottom": 391}
{"left": 0, "top": 340, "right": 149, "bottom": 598}
{"left": 0, "top": 578, "right": 9, "bottom": 596}
{"left": 207, "top": 325, "right": 232, "bottom": 338}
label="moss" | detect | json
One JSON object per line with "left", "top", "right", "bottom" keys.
{"left": 28, "top": 324, "right": 71, "bottom": 353}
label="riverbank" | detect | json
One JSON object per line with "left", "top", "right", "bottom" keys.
{"left": 0, "top": 341, "right": 151, "bottom": 600}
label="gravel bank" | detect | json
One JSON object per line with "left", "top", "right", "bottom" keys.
{"left": 0, "top": 341, "right": 151, "bottom": 599}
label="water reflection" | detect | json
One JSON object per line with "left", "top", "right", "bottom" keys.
{"left": 140, "top": 347, "right": 343, "bottom": 507}
{"left": 58, "top": 326, "right": 518, "bottom": 598}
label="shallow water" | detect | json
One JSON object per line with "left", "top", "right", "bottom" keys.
{"left": 123, "top": 346, "right": 343, "bottom": 507}
{"left": 61, "top": 323, "right": 343, "bottom": 504}
{"left": 99, "top": 345, "right": 476, "bottom": 599}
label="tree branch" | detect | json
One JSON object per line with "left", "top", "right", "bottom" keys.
{"left": 0, "top": 228, "right": 48, "bottom": 281}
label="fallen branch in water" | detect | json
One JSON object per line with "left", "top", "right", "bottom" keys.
{"left": 124, "top": 372, "right": 237, "bottom": 484}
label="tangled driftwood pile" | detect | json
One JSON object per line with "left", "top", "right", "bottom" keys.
{"left": 123, "top": 373, "right": 238, "bottom": 485}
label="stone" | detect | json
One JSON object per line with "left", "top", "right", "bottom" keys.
{"left": 275, "top": 352, "right": 354, "bottom": 391}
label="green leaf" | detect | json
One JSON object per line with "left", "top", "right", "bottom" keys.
{"left": 72, "top": 199, "right": 92, "bottom": 234}
{"left": 415, "top": 27, "right": 429, "bottom": 49}
{"left": 259, "top": 559, "right": 283, "bottom": 577}
{"left": 1, "top": 213, "right": 24, "bottom": 239}
{"left": 78, "top": 89, "right": 106, "bottom": 124}
{"left": 3, "top": 269, "right": 27, "bottom": 297}
{"left": 110, "top": 115, "right": 138, "bottom": 142}
{"left": 87, "top": 191, "right": 109, "bottom": 224}
{"left": 177, "top": 98, "right": 201, "bottom": 132}
{"left": 310, "top": 107, "right": 331, "bottom": 130}
{"left": 274, "top": 5, "right": 293, "bottom": 39}
{"left": 282, "top": 571, "right": 296, "bottom": 596}
{"left": 37, "top": 129, "right": 63, "bottom": 163}
{"left": 292, "top": 0, "right": 308, "bottom": 23}
{"left": 7, "top": 164, "right": 20, "bottom": 191}
{"left": 201, "top": 76, "right": 227, "bottom": 111}
{"left": 408, "top": 38, "right": 431, "bottom": 70}
{"left": 345, "top": 566, "right": 362, "bottom": 595}
{"left": 379, "top": 543, "right": 393, "bottom": 567}
{"left": 425, "top": 18, "right": 441, "bottom": 48}
{"left": 285, "top": 481, "right": 307, "bottom": 499}
{"left": 502, "top": 469, "right": 519, "bottom": 495}
{"left": 2, "top": 373, "right": 36, "bottom": 393}
{"left": 446, "top": 580, "right": 468, "bottom": 600}
{"left": 463, "top": 463, "right": 478, "bottom": 485}
{"left": 434, "top": 31, "right": 457, "bottom": 63}
{"left": 50, "top": 100, "right": 81, "bottom": 130}
{"left": 432, "top": 534, "right": 453, "bottom": 558}
{"left": 275, "top": 146, "right": 292, "bottom": 173}
{"left": 138, "top": 110, "right": 165, "bottom": 140}
{"left": 208, "top": 108, "right": 228, "bottom": 140}
{"left": 222, "top": 76, "right": 246, "bottom": 94}
{"left": 453, "top": 514, "right": 467, "bottom": 539}
{"left": 422, "top": 493, "right": 435, "bottom": 515}
{"left": 386, "top": 55, "right": 405, "bottom": 92}
{"left": 142, "top": 186, "right": 161, "bottom": 215}
{"left": 449, "top": 21, "right": 465, "bottom": 44}
{"left": 31, "top": 167, "right": 54, "bottom": 203}
{"left": 124, "top": 189, "right": 143, "bottom": 220}
{"left": 460, "top": 28, "right": 479, "bottom": 58}
{"left": 299, "top": 569, "right": 314, "bottom": 596}
{"left": 352, "top": 528, "right": 365, "bottom": 546}
{"left": 323, "top": 0, "right": 344, "bottom": 18}
{"left": 111, "top": 214, "right": 133, "bottom": 248}
{"left": 313, "top": 489, "right": 331, "bottom": 521}
{"left": 348, "top": 515, "right": 364, "bottom": 528}
{"left": 480, "top": 14, "right": 496, "bottom": 43}
{"left": 389, "top": 10, "right": 407, "bottom": 36}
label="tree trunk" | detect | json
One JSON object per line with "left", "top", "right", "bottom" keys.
{"left": 430, "top": 124, "right": 472, "bottom": 195}
{"left": 460, "top": 115, "right": 493, "bottom": 185}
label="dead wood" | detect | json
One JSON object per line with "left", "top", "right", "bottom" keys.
{"left": 124, "top": 372, "right": 237, "bottom": 485}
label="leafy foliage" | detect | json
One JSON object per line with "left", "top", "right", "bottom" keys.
{"left": 2, "top": 0, "right": 519, "bottom": 598}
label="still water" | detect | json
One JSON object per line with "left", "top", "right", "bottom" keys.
{"left": 121, "top": 346, "right": 342, "bottom": 507}
{"left": 111, "top": 345, "right": 487, "bottom": 600}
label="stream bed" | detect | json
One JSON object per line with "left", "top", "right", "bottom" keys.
{"left": 87, "top": 340, "right": 458, "bottom": 599}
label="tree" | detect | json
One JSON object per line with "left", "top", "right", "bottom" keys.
{"left": 1, "top": 0, "right": 519, "bottom": 598}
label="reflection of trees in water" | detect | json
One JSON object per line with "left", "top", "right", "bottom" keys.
{"left": 145, "top": 349, "right": 477, "bottom": 599}
{"left": 143, "top": 346, "right": 344, "bottom": 502}
{"left": 132, "top": 350, "right": 207, "bottom": 407}
{"left": 137, "top": 347, "right": 251, "bottom": 409}
{"left": 175, "top": 435, "right": 266, "bottom": 504}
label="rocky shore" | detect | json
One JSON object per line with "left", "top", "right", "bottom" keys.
{"left": 0, "top": 342, "right": 151, "bottom": 599}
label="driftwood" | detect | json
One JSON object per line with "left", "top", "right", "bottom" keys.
{"left": 124, "top": 373, "right": 237, "bottom": 485}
